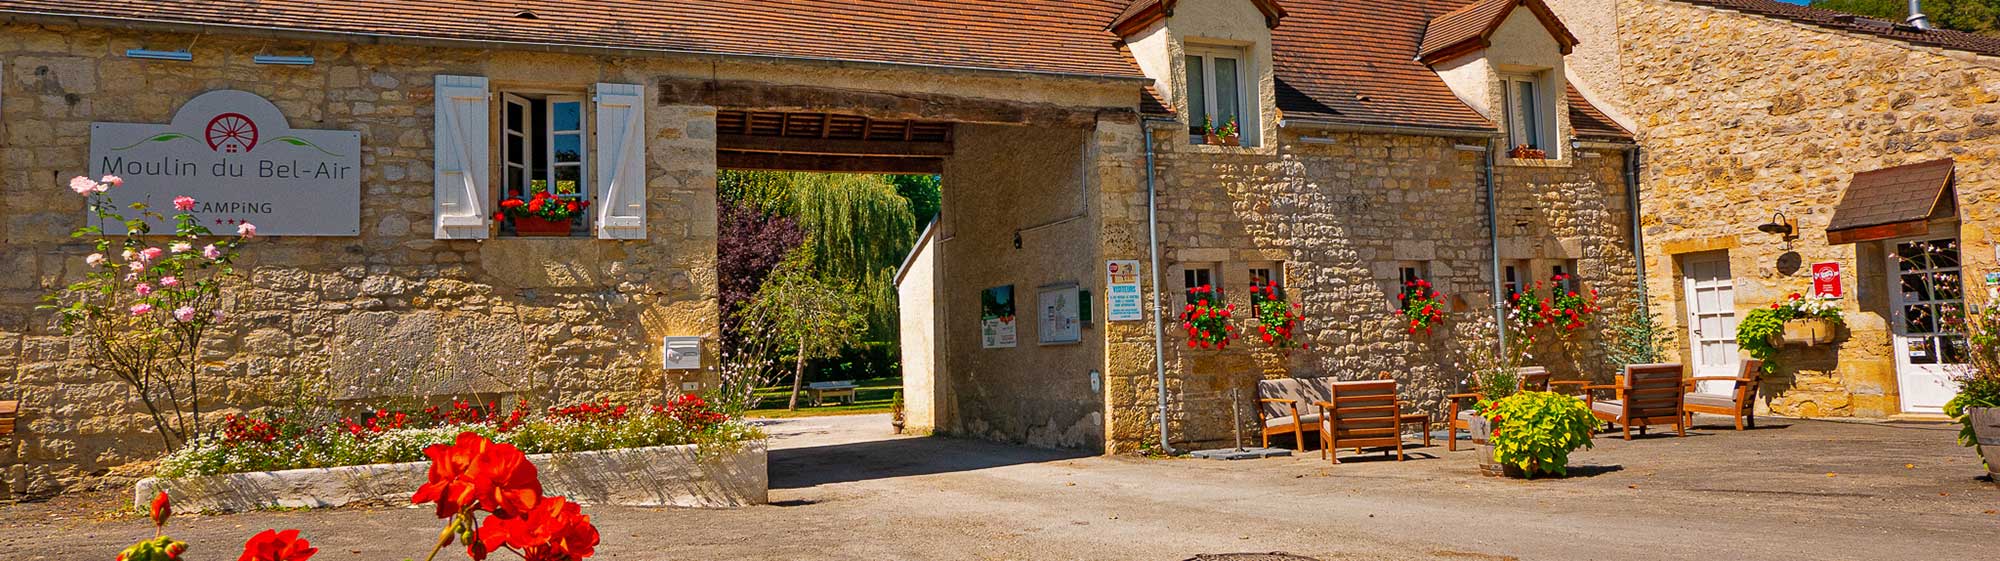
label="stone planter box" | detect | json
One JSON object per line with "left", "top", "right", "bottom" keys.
{"left": 136, "top": 440, "right": 767, "bottom": 513}
{"left": 1970, "top": 407, "right": 2000, "bottom": 487}
{"left": 1775, "top": 318, "right": 1839, "bottom": 347}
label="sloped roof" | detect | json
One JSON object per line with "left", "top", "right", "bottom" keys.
{"left": 1417, "top": 0, "right": 1578, "bottom": 64}
{"left": 1107, "top": 0, "right": 1287, "bottom": 37}
{"left": 1567, "top": 85, "right": 1632, "bottom": 141}
{"left": 1828, "top": 158, "right": 1957, "bottom": 234}
{"left": 1676, "top": 0, "right": 2000, "bottom": 57}
{"left": 0, "top": 0, "right": 1147, "bottom": 80}
{"left": 1273, "top": 1, "right": 1494, "bottom": 132}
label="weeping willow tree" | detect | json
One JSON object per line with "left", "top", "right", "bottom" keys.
{"left": 719, "top": 170, "right": 920, "bottom": 353}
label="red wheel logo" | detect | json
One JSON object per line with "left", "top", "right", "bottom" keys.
{"left": 205, "top": 113, "right": 258, "bottom": 153}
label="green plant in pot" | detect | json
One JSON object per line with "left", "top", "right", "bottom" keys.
{"left": 1483, "top": 391, "right": 1597, "bottom": 478}
{"left": 1736, "top": 293, "right": 1844, "bottom": 375}
{"left": 1943, "top": 300, "right": 2000, "bottom": 482}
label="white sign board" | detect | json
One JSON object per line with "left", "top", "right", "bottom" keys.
{"left": 1039, "top": 285, "right": 1083, "bottom": 345}
{"left": 1105, "top": 260, "right": 1143, "bottom": 321}
{"left": 90, "top": 90, "right": 361, "bottom": 236}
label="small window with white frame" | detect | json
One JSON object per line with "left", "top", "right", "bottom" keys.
{"left": 1183, "top": 265, "right": 1217, "bottom": 305}
{"left": 1502, "top": 260, "right": 1530, "bottom": 300}
{"left": 1397, "top": 261, "right": 1431, "bottom": 303}
{"left": 1184, "top": 44, "right": 1255, "bottom": 146}
{"left": 1502, "top": 73, "right": 1553, "bottom": 159}
{"left": 498, "top": 91, "right": 590, "bottom": 235}
{"left": 1248, "top": 264, "right": 1283, "bottom": 305}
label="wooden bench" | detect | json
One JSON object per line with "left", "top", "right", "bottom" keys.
{"left": 806, "top": 381, "right": 858, "bottom": 406}
{"left": 0, "top": 401, "right": 18, "bottom": 437}
{"left": 1315, "top": 379, "right": 1410, "bottom": 463}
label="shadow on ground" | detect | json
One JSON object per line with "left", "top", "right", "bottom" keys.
{"left": 770, "top": 435, "right": 1090, "bottom": 489}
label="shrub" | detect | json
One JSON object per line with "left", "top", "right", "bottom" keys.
{"left": 158, "top": 396, "right": 760, "bottom": 478}
{"left": 1485, "top": 391, "right": 1597, "bottom": 478}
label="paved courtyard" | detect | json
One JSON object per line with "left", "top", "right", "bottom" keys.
{"left": 3, "top": 414, "right": 1994, "bottom": 560}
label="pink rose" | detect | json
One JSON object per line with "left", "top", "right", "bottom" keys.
{"left": 173, "top": 196, "right": 195, "bottom": 212}
{"left": 139, "top": 247, "right": 164, "bottom": 262}
{"left": 130, "top": 303, "right": 153, "bottom": 316}
{"left": 85, "top": 253, "right": 105, "bottom": 268}
{"left": 127, "top": 261, "right": 145, "bottom": 273}
{"left": 236, "top": 222, "right": 258, "bottom": 237}
{"left": 160, "top": 276, "right": 179, "bottom": 287}
{"left": 100, "top": 175, "right": 124, "bottom": 187}
{"left": 170, "top": 242, "right": 192, "bottom": 253}
{"left": 202, "top": 244, "right": 222, "bottom": 260}
{"left": 135, "top": 283, "right": 153, "bottom": 297}
{"left": 172, "top": 306, "right": 197, "bottom": 323}
{"left": 68, "top": 176, "right": 99, "bottom": 195}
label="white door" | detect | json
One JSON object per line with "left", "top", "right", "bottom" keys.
{"left": 1683, "top": 253, "right": 1740, "bottom": 395}
{"left": 1889, "top": 237, "right": 1966, "bottom": 414}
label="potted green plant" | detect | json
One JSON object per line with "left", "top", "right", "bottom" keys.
{"left": 1482, "top": 391, "right": 1597, "bottom": 478}
{"left": 1179, "top": 284, "right": 1237, "bottom": 350}
{"left": 1737, "top": 292, "right": 1846, "bottom": 374}
{"left": 1452, "top": 315, "right": 1527, "bottom": 476}
{"left": 1201, "top": 117, "right": 1241, "bottom": 146}
{"left": 495, "top": 191, "right": 590, "bottom": 237}
{"left": 1944, "top": 302, "right": 2000, "bottom": 485}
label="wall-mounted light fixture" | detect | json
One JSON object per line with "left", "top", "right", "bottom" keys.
{"left": 1757, "top": 211, "right": 1797, "bottom": 239}
{"left": 252, "top": 54, "right": 316, "bottom": 66}
{"left": 125, "top": 49, "right": 193, "bottom": 61}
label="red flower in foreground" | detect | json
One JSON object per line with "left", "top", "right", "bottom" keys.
{"left": 411, "top": 432, "right": 544, "bottom": 518}
{"left": 149, "top": 491, "right": 172, "bottom": 529}
{"left": 479, "top": 495, "right": 600, "bottom": 561}
{"left": 238, "top": 529, "right": 316, "bottom": 561}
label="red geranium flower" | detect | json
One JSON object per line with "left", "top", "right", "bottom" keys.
{"left": 479, "top": 496, "right": 599, "bottom": 561}
{"left": 238, "top": 529, "right": 316, "bottom": 561}
{"left": 411, "top": 432, "right": 544, "bottom": 518}
{"left": 149, "top": 491, "right": 172, "bottom": 529}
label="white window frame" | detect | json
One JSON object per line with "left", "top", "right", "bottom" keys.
{"left": 496, "top": 90, "right": 593, "bottom": 234}
{"left": 501, "top": 93, "right": 533, "bottom": 199}
{"left": 1552, "top": 260, "right": 1579, "bottom": 294}
{"left": 544, "top": 95, "right": 588, "bottom": 201}
{"left": 1502, "top": 73, "right": 1553, "bottom": 157}
{"left": 1183, "top": 265, "right": 1217, "bottom": 305}
{"left": 1183, "top": 44, "right": 1255, "bottom": 146}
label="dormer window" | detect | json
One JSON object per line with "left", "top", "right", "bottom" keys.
{"left": 1184, "top": 44, "right": 1254, "bottom": 146}
{"left": 1502, "top": 73, "right": 1554, "bottom": 159}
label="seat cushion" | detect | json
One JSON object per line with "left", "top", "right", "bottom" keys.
{"left": 1685, "top": 392, "right": 1737, "bottom": 409}
{"left": 1591, "top": 399, "right": 1625, "bottom": 418}
{"left": 1265, "top": 413, "right": 1321, "bottom": 428}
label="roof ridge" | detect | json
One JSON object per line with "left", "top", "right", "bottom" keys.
{"left": 1671, "top": 0, "right": 2000, "bottom": 58}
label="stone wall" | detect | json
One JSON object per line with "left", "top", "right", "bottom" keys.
{"left": 1100, "top": 123, "right": 1635, "bottom": 452}
{"left": 1595, "top": 0, "right": 2000, "bottom": 417}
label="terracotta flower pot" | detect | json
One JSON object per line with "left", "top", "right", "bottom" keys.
{"left": 512, "top": 215, "right": 573, "bottom": 237}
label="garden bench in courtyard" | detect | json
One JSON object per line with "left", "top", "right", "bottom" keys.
{"left": 806, "top": 381, "right": 859, "bottom": 406}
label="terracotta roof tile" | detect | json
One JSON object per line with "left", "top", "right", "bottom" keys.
{"left": 1828, "top": 158, "right": 1956, "bottom": 233}
{"left": 0, "top": 0, "right": 1147, "bottom": 79}
{"left": 1567, "top": 85, "right": 1631, "bottom": 141}
{"left": 1417, "top": 0, "right": 1513, "bottom": 61}
{"left": 1274, "top": 1, "right": 1493, "bottom": 132}
{"left": 1674, "top": 0, "right": 2000, "bottom": 58}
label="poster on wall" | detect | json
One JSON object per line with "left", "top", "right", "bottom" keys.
{"left": 981, "top": 285, "right": 1017, "bottom": 349}
{"left": 1039, "top": 284, "right": 1083, "bottom": 345}
{"left": 1105, "top": 260, "right": 1143, "bottom": 321}
{"left": 1811, "top": 262, "right": 1842, "bottom": 298}
{"left": 89, "top": 90, "right": 361, "bottom": 236}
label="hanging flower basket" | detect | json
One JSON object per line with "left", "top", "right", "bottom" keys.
{"left": 1776, "top": 317, "right": 1839, "bottom": 347}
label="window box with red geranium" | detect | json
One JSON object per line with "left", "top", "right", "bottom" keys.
{"left": 495, "top": 192, "right": 591, "bottom": 237}
{"left": 1180, "top": 284, "right": 1237, "bottom": 350}
{"left": 1508, "top": 274, "right": 1601, "bottom": 343}
{"left": 1250, "top": 280, "right": 1308, "bottom": 351}
{"left": 1400, "top": 278, "right": 1447, "bottom": 336}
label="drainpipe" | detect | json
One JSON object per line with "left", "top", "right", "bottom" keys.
{"left": 1141, "top": 116, "right": 1178, "bottom": 455}
{"left": 1626, "top": 146, "right": 1646, "bottom": 300}
{"left": 1482, "top": 138, "right": 1507, "bottom": 354}
{"left": 1907, "top": 0, "right": 1932, "bottom": 30}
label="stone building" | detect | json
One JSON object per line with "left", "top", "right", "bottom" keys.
{"left": 1549, "top": 0, "right": 2000, "bottom": 419}
{"left": 1, "top": 0, "right": 1649, "bottom": 496}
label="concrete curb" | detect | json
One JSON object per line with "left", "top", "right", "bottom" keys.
{"left": 136, "top": 440, "right": 768, "bottom": 513}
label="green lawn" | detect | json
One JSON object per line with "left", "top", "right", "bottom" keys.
{"left": 745, "top": 376, "right": 902, "bottom": 418}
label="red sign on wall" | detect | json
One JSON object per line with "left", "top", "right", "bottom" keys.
{"left": 1812, "top": 262, "right": 1843, "bottom": 298}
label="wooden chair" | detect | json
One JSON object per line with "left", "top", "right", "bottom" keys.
{"left": 1314, "top": 379, "right": 1407, "bottom": 463}
{"left": 1375, "top": 373, "right": 1432, "bottom": 448}
{"left": 1584, "top": 363, "right": 1687, "bottom": 440}
{"left": 0, "top": 401, "right": 18, "bottom": 437}
{"left": 1256, "top": 377, "right": 1332, "bottom": 451}
{"left": 1446, "top": 367, "right": 1551, "bottom": 451}
{"left": 1684, "top": 359, "right": 1764, "bottom": 430}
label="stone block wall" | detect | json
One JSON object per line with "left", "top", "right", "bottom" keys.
{"left": 1100, "top": 124, "right": 1635, "bottom": 452}
{"left": 1601, "top": 0, "right": 2000, "bottom": 417}
{"left": 0, "top": 23, "right": 720, "bottom": 497}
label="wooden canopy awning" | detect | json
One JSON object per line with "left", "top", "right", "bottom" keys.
{"left": 716, "top": 110, "right": 953, "bottom": 174}
{"left": 1826, "top": 158, "right": 1957, "bottom": 245}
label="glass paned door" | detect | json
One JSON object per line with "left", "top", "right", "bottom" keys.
{"left": 1683, "top": 253, "right": 1739, "bottom": 394}
{"left": 1890, "top": 238, "right": 1966, "bottom": 414}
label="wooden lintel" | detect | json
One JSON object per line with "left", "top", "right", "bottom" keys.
{"left": 718, "top": 151, "right": 944, "bottom": 174}
{"left": 659, "top": 78, "right": 1129, "bottom": 128}
{"left": 1827, "top": 220, "right": 1928, "bottom": 245}
{"left": 718, "top": 134, "right": 954, "bottom": 157}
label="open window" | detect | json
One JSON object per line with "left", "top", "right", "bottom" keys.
{"left": 498, "top": 92, "right": 590, "bottom": 235}
{"left": 432, "top": 76, "right": 646, "bottom": 240}
{"left": 1502, "top": 73, "right": 1554, "bottom": 158}
{"left": 1184, "top": 44, "right": 1256, "bottom": 146}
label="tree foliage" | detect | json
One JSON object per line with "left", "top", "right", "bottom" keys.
{"left": 889, "top": 174, "right": 942, "bottom": 227}
{"left": 718, "top": 171, "right": 918, "bottom": 282}
{"left": 1811, "top": 0, "right": 2000, "bottom": 35}
{"left": 716, "top": 200, "right": 805, "bottom": 349}
{"left": 742, "top": 249, "right": 872, "bottom": 409}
